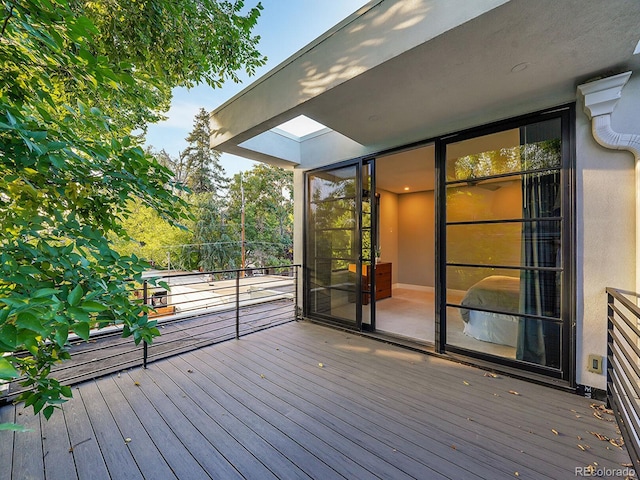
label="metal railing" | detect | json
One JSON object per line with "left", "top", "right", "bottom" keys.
{"left": 135, "top": 265, "right": 300, "bottom": 368}
{"left": 2, "top": 265, "right": 299, "bottom": 401}
{"left": 606, "top": 287, "right": 640, "bottom": 471}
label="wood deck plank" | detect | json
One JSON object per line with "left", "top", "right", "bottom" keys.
{"left": 211, "top": 336, "right": 515, "bottom": 480}
{"left": 121, "top": 368, "right": 263, "bottom": 480}
{"left": 165, "top": 354, "right": 347, "bottom": 480}
{"left": 62, "top": 388, "right": 111, "bottom": 480}
{"left": 189, "top": 347, "right": 441, "bottom": 480}
{"left": 176, "top": 352, "right": 378, "bottom": 480}
{"left": 95, "top": 377, "right": 178, "bottom": 480}
{"left": 112, "top": 372, "right": 214, "bottom": 480}
{"left": 41, "top": 403, "right": 78, "bottom": 480}
{"left": 265, "top": 324, "right": 627, "bottom": 473}
{"left": 0, "top": 405, "right": 15, "bottom": 480}
{"left": 228, "top": 334, "right": 554, "bottom": 480}
{"left": 153, "top": 357, "right": 316, "bottom": 480}
{"left": 0, "top": 320, "right": 632, "bottom": 480}
{"left": 78, "top": 381, "right": 144, "bottom": 480}
{"left": 269, "top": 325, "right": 624, "bottom": 451}
{"left": 11, "top": 404, "right": 44, "bottom": 480}
{"left": 272, "top": 324, "right": 586, "bottom": 415}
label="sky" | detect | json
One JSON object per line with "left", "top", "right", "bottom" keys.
{"left": 144, "top": 0, "right": 370, "bottom": 177}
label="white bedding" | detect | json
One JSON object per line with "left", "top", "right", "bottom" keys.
{"left": 463, "top": 309, "right": 519, "bottom": 347}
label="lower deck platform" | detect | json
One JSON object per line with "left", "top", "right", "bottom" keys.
{"left": 0, "top": 321, "right": 632, "bottom": 479}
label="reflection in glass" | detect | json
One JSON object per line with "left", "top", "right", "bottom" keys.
{"left": 447, "top": 221, "right": 561, "bottom": 268}
{"left": 445, "top": 117, "right": 563, "bottom": 369}
{"left": 361, "top": 161, "right": 372, "bottom": 326}
{"left": 307, "top": 166, "right": 358, "bottom": 324}
{"left": 446, "top": 119, "right": 562, "bottom": 182}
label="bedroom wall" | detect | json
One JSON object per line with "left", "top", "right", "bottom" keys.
{"left": 446, "top": 180, "right": 522, "bottom": 290}
{"left": 378, "top": 189, "right": 399, "bottom": 284}
{"left": 398, "top": 191, "right": 435, "bottom": 287}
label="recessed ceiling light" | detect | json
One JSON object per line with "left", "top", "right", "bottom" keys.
{"left": 404, "top": 187, "right": 410, "bottom": 191}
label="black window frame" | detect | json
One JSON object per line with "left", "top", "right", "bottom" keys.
{"left": 436, "top": 104, "right": 575, "bottom": 383}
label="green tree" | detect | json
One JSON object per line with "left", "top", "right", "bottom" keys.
{"left": 183, "top": 108, "right": 228, "bottom": 194}
{"left": 148, "top": 147, "right": 191, "bottom": 192}
{"left": 0, "top": 0, "right": 264, "bottom": 425}
{"left": 190, "top": 192, "right": 239, "bottom": 271}
{"left": 227, "top": 164, "right": 293, "bottom": 267}
{"left": 111, "top": 202, "right": 193, "bottom": 268}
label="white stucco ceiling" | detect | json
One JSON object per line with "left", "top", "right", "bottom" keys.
{"left": 210, "top": 0, "right": 640, "bottom": 168}
{"left": 302, "top": 0, "right": 640, "bottom": 151}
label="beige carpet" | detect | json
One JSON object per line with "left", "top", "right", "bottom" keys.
{"left": 375, "top": 288, "right": 516, "bottom": 359}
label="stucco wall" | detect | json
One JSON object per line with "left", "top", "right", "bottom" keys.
{"left": 575, "top": 74, "right": 639, "bottom": 389}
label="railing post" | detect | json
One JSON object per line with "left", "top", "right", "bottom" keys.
{"left": 295, "top": 265, "right": 299, "bottom": 320}
{"left": 143, "top": 280, "right": 148, "bottom": 369}
{"left": 606, "top": 291, "right": 614, "bottom": 408}
{"left": 143, "top": 279, "right": 148, "bottom": 305}
{"left": 236, "top": 269, "right": 240, "bottom": 339}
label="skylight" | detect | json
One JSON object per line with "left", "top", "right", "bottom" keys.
{"left": 274, "top": 115, "right": 329, "bottom": 138}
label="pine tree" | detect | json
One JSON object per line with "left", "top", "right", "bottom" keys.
{"left": 183, "top": 108, "right": 228, "bottom": 195}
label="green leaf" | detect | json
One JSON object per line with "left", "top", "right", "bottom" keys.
{"left": 60, "top": 385, "right": 73, "bottom": 398}
{"left": 43, "top": 405, "right": 55, "bottom": 420}
{"left": 0, "top": 423, "right": 33, "bottom": 432}
{"left": 16, "top": 312, "right": 46, "bottom": 335}
{"left": 67, "top": 285, "right": 84, "bottom": 306}
{"left": 79, "top": 301, "right": 107, "bottom": 312}
{"left": 73, "top": 322, "right": 90, "bottom": 341}
{"left": 54, "top": 325, "right": 69, "bottom": 348}
{"left": 33, "top": 288, "right": 60, "bottom": 298}
{"left": 68, "top": 307, "right": 90, "bottom": 323}
{"left": 0, "top": 357, "right": 19, "bottom": 380}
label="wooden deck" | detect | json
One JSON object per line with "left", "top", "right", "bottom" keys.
{"left": 0, "top": 321, "right": 632, "bottom": 479}
{"left": 3, "top": 299, "right": 294, "bottom": 400}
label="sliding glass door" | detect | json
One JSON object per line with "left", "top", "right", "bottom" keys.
{"left": 442, "top": 110, "right": 571, "bottom": 379}
{"left": 303, "top": 107, "right": 572, "bottom": 382}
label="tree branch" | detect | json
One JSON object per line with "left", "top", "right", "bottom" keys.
{"left": 1, "top": 3, "right": 14, "bottom": 37}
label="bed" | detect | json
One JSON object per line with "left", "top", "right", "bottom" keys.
{"left": 459, "top": 275, "right": 521, "bottom": 347}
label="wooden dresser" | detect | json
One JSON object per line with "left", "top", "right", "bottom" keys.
{"left": 363, "top": 262, "right": 392, "bottom": 305}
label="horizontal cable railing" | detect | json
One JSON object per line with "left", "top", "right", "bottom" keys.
{"left": 2, "top": 265, "right": 299, "bottom": 401}
{"left": 606, "top": 287, "right": 640, "bottom": 472}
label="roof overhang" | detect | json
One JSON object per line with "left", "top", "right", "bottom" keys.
{"left": 210, "top": 0, "right": 640, "bottom": 169}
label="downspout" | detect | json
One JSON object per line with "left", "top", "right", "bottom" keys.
{"left": 578, "top": 71, "right": 640, "bottom": 290}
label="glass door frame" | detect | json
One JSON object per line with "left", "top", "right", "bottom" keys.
{"left": 303, "top": 157, "right": 378, "bottom": 331}
{"left": 435, "top": 104, "right": 575, "bottom": 384}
